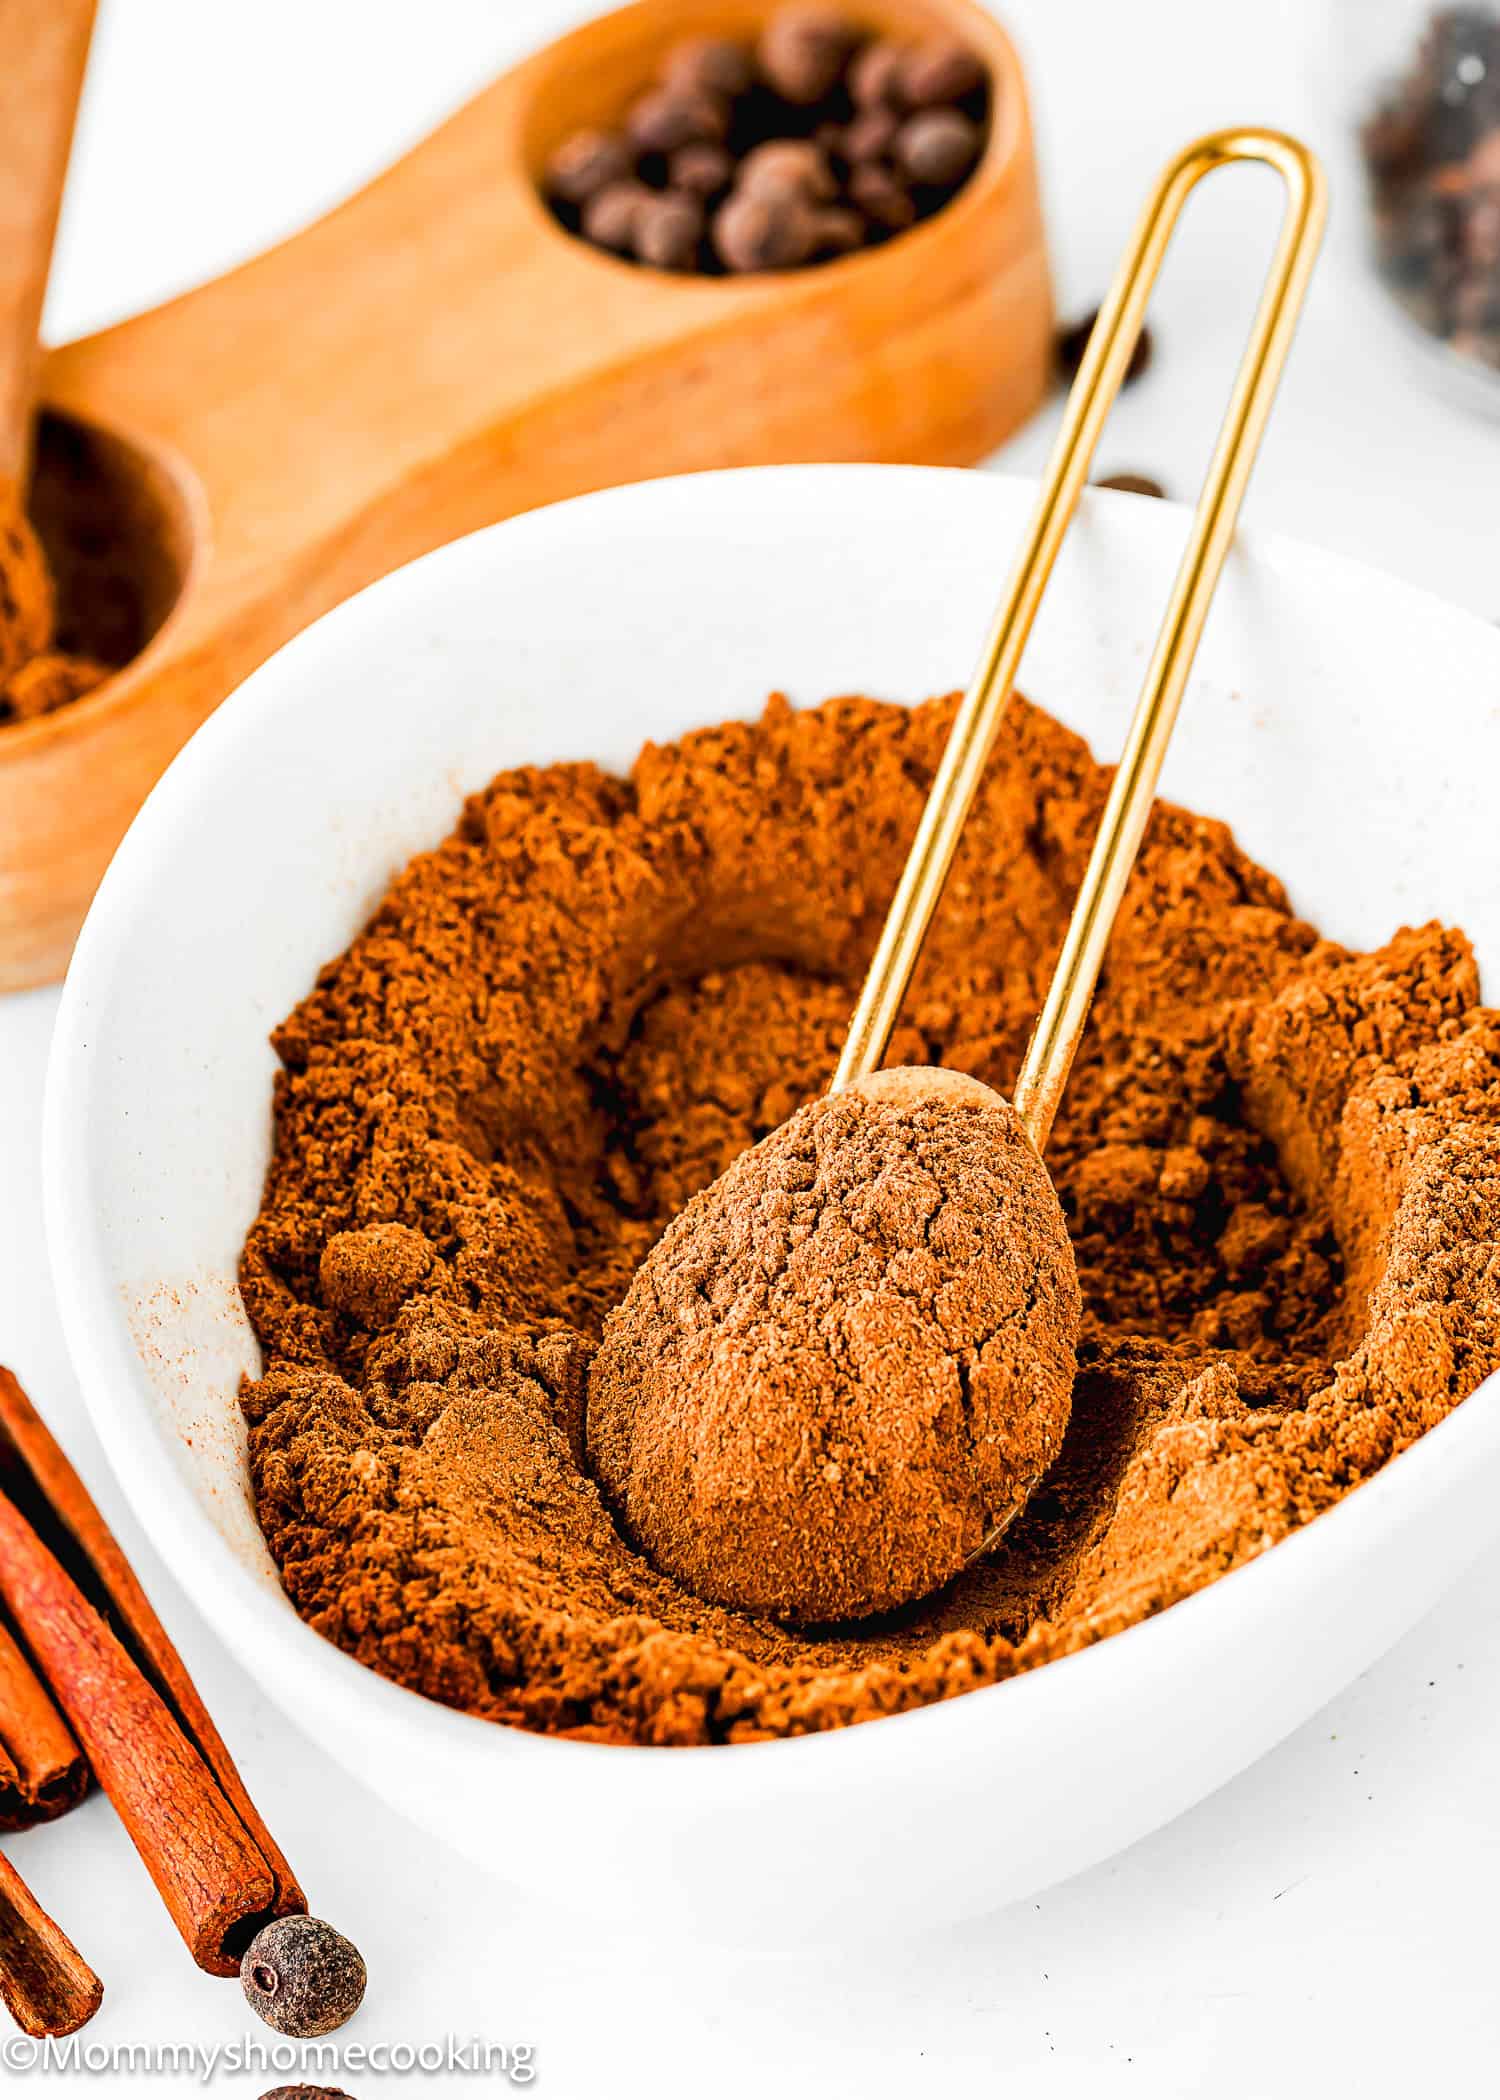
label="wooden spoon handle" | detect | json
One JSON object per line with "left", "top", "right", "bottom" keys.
{"left": 0, "top": 0, "right": 97, "bottom": 487}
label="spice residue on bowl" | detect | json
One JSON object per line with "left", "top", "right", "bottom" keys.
{"left": 238, "top": 692, "right": 1500, "bottom": 1745}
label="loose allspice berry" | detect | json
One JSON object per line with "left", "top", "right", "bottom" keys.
{"left": 542, "top": 4, "right": 991, "bottom": 275}
{"left": 241, "top": 1916, "right": 367, "bottom": 2039}
{"left": 260, "top": 2089, "right": 357, "bottom": 2100}
{"left": 1058, "top": 308, "right": 1156, "bottom": 386}
{"left": 1095, "top": 471, "right": 1167, "bottom": 499}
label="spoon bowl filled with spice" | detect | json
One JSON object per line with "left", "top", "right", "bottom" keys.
{"left": 43, "top": 461, "right": 1500, "bottom": 1942}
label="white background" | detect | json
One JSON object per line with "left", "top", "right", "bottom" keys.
{"left": 4, "top": 2, "right": 1499, "bottom": 2094}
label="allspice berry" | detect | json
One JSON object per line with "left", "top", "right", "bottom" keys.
{"left": 842, "top": 106, "right": 900, "bottom": 165}
{"left": 897, "top": 108, "right": 982, "bottom": 187}
{"left": 850, "top": 162, "right": 916, "bottom": 232}
{"left": 661, "top": 34, "right": 754, "bottom": 99}
{"left": 670, "top": 141, "right": 734, "bottom": 198}
{"left": 811, "top": 206, "right": 864, "bottom": 257}
{"left": 587, "top": 1068, "right": 1080, "bottom": 1625}
{"left": 241, "top": 1917, "right": 367, "bottom": 2039}
{"left": 900, "top": 39, "right": 987, "bottom": 108}
{"left": 758, "top": 7, "right": 858, "bottom": 104}
{"left": 1096, "top": 472, "right": 1167, "bottom": 499}
{"left": 544, "top": 127, "right": 632, "bottom": 206}
{"left": 625, "top": 84, "right": 728, "bottom": 155}
{"left": 1058, "top": 309, "right": 1155, "bottom": 386}
{"left": 713, "top": 189, "right": 817, "bottom": 271}
{"left": 260, "top": 2089, "right": 357, "bottom": 2099}
{"left": 635, "top": 190, "right": 704, "bottom": 270}
{"left": 581, "top": 179, "right": 651, "bottom": 254}
{"left": 737, "top": 138, "right": 837, "bottom": 204}
{"left": 848, "top": 37, "right": 907, "bottom": 109}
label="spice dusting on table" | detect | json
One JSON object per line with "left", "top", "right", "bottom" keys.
{"left": 240, "top": 691, "right": 1500, "bottom": 1746}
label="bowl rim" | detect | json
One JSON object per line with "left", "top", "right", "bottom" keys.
{"left": 42, "top": 460, "right": 1500, "bottom": 1786}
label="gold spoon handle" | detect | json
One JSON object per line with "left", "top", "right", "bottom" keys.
{"left": 832, "top": 127, "right": 1327, "bottom": 1149}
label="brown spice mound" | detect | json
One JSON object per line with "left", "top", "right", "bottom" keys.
{"left": 0, "top": 497, "right": 55, "bottom": 681}
{"left": 239, "top": 691, "right": 1500, "bottom": 1746}
{"left": 587, "top": 1067, "right": 1079, "bottom": 1622}
{"left": 0, "top": 485, "right": 108, "bottom": 723}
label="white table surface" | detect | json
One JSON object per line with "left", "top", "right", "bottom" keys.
{"left": 5, "top": 2, "right": 1500, "bottom": 2093}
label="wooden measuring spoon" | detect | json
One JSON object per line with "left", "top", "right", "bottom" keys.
{"left": 0, "top": 0, "right": 96, "bottom": 692}
{"left": 0, "top": 0, "right": 96, "bottom": 491}
{"left": 0, "top": 0, "right": 1052, "bottom": 992}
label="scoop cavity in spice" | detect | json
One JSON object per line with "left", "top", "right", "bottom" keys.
{"left": 241, "top": 1916, "right": 366, "bottom": 2038}
{"left": 587, "top": 1068, "right": 1079, "bottom": 1624}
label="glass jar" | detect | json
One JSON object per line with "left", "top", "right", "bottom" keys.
{"left": 1354, "top": 3, "right": 1500, "bottom": 408}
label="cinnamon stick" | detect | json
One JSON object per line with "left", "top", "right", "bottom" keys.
{"left": 0, "top": 1369, "right": 305, "bottom": 1974}
{"left": 0, "top": 1485, "right": 279, "bottom": 1974}
{"left": 0, "top": 1616, "right": 86, "bottom": 1831}
{"left": 0, "top": 1848, "right": 101, "bottom": 2036}
{"left": 0, "top": 1368, "right": 303, "bottom": 1920}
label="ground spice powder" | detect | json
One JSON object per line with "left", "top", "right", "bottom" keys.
{"left": 239, "top": 692, "right": 1500, "bottom": 1745}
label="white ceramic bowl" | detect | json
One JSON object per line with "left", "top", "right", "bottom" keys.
{"left": 44, "top": 466, "right": 1500, "bottom": 1942}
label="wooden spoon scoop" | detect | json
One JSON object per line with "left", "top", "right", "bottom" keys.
{"left": 0, "top": 0, "right": 1052, "bottom": 991}
{"left": 0, "top": 0, "right": 96, "bottom": 686}
{"left": 0, "top": 0, "right": 96, "bottom": 490}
